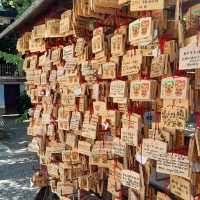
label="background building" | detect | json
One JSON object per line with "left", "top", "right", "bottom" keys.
{"left": 0, "top": 2, "right": 25, "bottom": 114}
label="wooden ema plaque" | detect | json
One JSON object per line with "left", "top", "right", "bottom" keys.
{"left": 18, "top": 1, "right": 198, "bottom": 199}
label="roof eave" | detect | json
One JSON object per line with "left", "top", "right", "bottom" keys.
{"left": 0, "top": 0, "right": 56, "bottom": 40}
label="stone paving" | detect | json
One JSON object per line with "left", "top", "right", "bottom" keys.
{"left": 0, "top": 117, "right": 112, "bottom": 200}
{"left": 0, "top": 118, "right": 39, "bottom": 200}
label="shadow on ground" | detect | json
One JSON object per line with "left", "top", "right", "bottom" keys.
{"left": 0, "top": 117, "right": 39, "bottom": 200}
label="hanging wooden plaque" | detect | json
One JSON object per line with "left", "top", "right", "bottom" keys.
{"left": 156, "top": 153, "right": 191, "bottom": 179}
{"left": 92, "top": 34, "right": 104, "bottom": 54}
{"left": 161, "top": 106, "right": 187, "bottom": 129}
{"left": 129, "top": 17, "right": 153, "bottom": 46}
{"left": 111, "top": 34, "right": 125, "bottom": 56}
{"left": 112, "top": 137, "right": 126, "bottom": 157}
{"left": 157, "top": 192, "right": 171, "bottom": 200}
{"left": 179, "top": 44, "right": 200, "bottom": 70}
{"left": 102, "top": 62, "right": 116, "bottom": 79}
{"left": 150, "top": 54, "right": 168, "bottom": 78}
{"left": 32, "top": 24, "right": 46, "bottom": 39}
{"left": 109, "top": 80, "right": 126, "bottom": 98}
{"left": 121, "top": 52, "right": 142, "bottom": 76}
{"left": 78, "top": 141, "right": 91, "bottom": 156}
{"left": 161, "top": 77, "right": 189, "bottom": 99}
{"left": 121, "top": 170, "right": 140, "bottom": 191}
{"left": 130, "top": 0, "right": 165, "bottom": 11}
{"left": 130, "top": 80, "right": 157, "bottom": 101}
{"left": 121, "top": 127, "right": 138, "bottom": 146}
{"left": 46, "top": 18, "right": 61, "bottom": 38}
{"left": 142, "top": 138, "right": 167, "bottom": 160}
{"left": 170, "top": 175, "right": 191, "bottom": 200}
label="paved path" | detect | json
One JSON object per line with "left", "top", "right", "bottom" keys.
{"left": 0, "top": 117, "right": 111, "bottom": 200}
{"left": 0, "top": 118, "right": 39, "bottom": 200}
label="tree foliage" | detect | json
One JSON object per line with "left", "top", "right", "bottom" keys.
{"left": 0, "top": 51, "right": 23, "bottom": 66}
{"left": 17, "top": 90, "right": 32, "bottom": 114}
{"left": 0, "top": 25, "right": 23, "bottom": 69}
{"left": 1, "top": 0, "right": 34, "bottom": 16}
{"left": 0, "top": 1, "right": 27, "bottom": 70}
{"left": 0, "top": 25, "right": 18, "bottom": 53}
{"left": 16, "top": 90, "right": 32, "bottom": 123}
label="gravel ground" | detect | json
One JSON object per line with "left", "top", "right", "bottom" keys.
{"left": 0, "top": 117, "right": 39, "bottom": 200}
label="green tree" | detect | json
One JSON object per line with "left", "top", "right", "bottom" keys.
{"left": 0, "top": 1, "right": 26, "bottom": 69}
{"left": 0, "top": 25, "right": 23, "bottom": 69}
{"left": 1, "top": 0, "right": 34, "bottom": 16}
{"left": 16, "top": 90, "right": 32, "bottom": 123}
{"left": 17, "top": 90, "right": 31, "bottom": 114}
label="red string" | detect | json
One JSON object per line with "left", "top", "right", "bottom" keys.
{"left": 172, "top": 69, "right": 187, "bottom": 77}
{"left": 158, "top": 33, "right": 172, "bottom": 54}
{"left": 89, "top": 101, "right": 93, "bottom": 115}
{"left": 195, "top": 112, "right": 200, "bottom": 129}
{"left": 169, "top": 146, "right": 188, "bottom": 155}
{"left": 155, "top": 112, "right": 160, "bottom": 123}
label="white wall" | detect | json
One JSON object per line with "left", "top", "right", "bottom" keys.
{"left": 0, "top": 84, "right": 4, "bottom": 109}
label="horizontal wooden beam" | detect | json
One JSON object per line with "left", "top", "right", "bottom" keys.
{"left": 0, "top": 76, "right": 25, "bottom": 84}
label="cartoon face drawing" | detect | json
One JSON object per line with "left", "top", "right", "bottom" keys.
{"left": 164, "top": 79, "right": 175, "bottom": 96}
{"left": 141, "top": 83, "right": 150, "bottom": 97}
{"left": 132, "top": 24, "right": 140, "bottom": 37}
{"left": 175, "top": 80, "right": 185, "bottom": 97}
{"left": 132, "top": 82, "right": 141, "bottom": 97}
{"left": 141, "top": 19, "right": 150, "bottom": 35}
